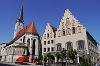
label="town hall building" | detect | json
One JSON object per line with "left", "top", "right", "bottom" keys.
{"left": 42, "top": 9, "right": 99, "bottom": 64}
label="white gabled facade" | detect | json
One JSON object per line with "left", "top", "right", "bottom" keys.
{"left": 42, "top": 9, "right": 99, "bottom": 64}
{"left": 55, "top": 9, "right": 88, "bottom": 52}
{"left": 42, "top": 23, "right": 56, "bottom": 55}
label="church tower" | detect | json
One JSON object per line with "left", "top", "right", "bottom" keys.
{"left": 14, "top": 0, "right": 24, "bottom": 38}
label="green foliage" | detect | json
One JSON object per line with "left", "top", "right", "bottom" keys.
{"left": 67, "top": 48, "right": 77, "bottom": 63}
{"left": 78, "top": 57, "right": 91, "bottom": 66}
{"left": 55, "top": 52, "right": 61, "bottom": 61}
{"left": 38, "top": 55, "right": 43, "bottom": 61}
{"left": 46, "top": 52, "right": 52, "bottom": 64}
{"left": 46, "top": 53, "right": 52, "bottom": 60}
{"left": 44, "top": 56, "right": 47, "bottom": 64}
{"left": 51, "top": 55, "right": 55, "bottom": 60}
{"left": 61, "top": 49, "right": 67, "bottom": 59}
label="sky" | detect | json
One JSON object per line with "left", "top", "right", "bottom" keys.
{"left": 0, "top": 0, "right": 100, "bottom": 44}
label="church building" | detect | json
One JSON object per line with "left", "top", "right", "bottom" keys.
{"left": 1, "top": 1, "right": 41, "bottom": 63}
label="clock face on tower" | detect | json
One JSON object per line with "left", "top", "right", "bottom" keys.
{"left": 66, "top": 18, "right": 70, "bottom": 28}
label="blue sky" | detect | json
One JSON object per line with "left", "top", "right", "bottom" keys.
{"left": 0, "top": 0, "right": 100, "bottom": 44}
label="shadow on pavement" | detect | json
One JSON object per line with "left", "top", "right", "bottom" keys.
{"left": 0, "top": 63, "right": 15, "bottom": 66}
{"left": 16, "top": 63, "right": 31, "bottom": 65}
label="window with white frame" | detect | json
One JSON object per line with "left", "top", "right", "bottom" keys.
{"left": 77, "top": 40, "right": 85, "bottom": 50}
{"left": 66, "top": 42, "right": 73, "bottom": 50}
{"left": 51, "top": 40, "right": 54, "bottom": 44}
{"left": 44, "top": 48, "right": 46, "bottom": 52}
{"left": 57, "top": 43, "right": 62, "bottom": 51}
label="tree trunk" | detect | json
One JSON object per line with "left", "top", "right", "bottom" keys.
{"left": 66, "top": 57, "right": 68, "bottom": 66}
{"left": 62, "top": 58, "right": 63, "bottom": 66}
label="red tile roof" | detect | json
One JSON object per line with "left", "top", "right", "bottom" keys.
{"left": 9, "top": 22, "right": 38, "bottom": 44}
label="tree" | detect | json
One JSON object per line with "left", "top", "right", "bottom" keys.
{"left": 38, "top": 55, "right": 43, "bottom": 61}
{"left": 38, "top": 55, "right": 43, "bottom": 65}
{"left": 67, "top": 48, "right": 77, "bottom": 63}
{"left": 44, "top": 56, "right": 47, "bottom": 64}
{"left": 46, "top": 53, "right": 52, "bottom": 64}
{"left": 55, "top": 52, "right": 61, "bottom": 62}
{"left": 60, "top": 49, "right": 67, "bottom": 66}
{"left": 78, "top": 57, "right": 91, "bottom": 66}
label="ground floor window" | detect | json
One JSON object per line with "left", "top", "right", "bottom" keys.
{"left": 77, "top": 40, "right": 85, "bottom": 50}
{"left": 66, "top": 42, "right": 73, "bottom": 50}
{"left": 56, "top": 43, "right": 62, "bottom": 51}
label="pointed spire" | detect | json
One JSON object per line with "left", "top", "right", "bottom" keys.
{"left": 18, "top": 0, "right": 23, "bottom": 20}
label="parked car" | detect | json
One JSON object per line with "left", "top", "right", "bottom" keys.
{"left": 15, "top": 56, "right": 29, "bottom": 64}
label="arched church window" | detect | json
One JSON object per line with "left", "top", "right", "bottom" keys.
{"left": 33, "top": 39, "right": 36, "bottom": 55}
{"left": 23, "top": 50, "right": 25, "bottom": 55}
{"left": 72, "top": 27, "right": 75, "bottom": 34}
{"left": 23, "top": 36, "right": 25, "bottom": 43}
{"left": 66, "top": 42, "right": 73, "bottom": 50}
{"left": 77, "top": 40, "right": 85, "bottom": 50}
{"left": 27, "top": 39, "right": 30, "bottom": 50}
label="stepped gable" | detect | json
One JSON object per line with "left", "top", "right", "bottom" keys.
{"left": 9, "top": 22, "right": 38, "bottom": 44}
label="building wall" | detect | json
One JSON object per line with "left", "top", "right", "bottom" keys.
{"left": 87, "top": 34, "right": 99, "bottom": 63}
{"left": 15, "top": 33, "right": 40, "bottom": 56}
{"left": 42, "top": 23, "right": 55, "bottom": 55}
{"left": 1, "top": 33, "right": 41, "bottom": 62}
{"left": 42, "top": 9, "right": 99, "bottom": 63}
{"left": 0, "top": 43, "right": 6, "bottom": 56}
{"left": 55, "top": 9, "right": 88, "bottom": 54}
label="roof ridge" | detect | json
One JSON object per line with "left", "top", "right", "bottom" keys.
{"left": 8, "top": 22, "right": 38, "bottom": 45}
